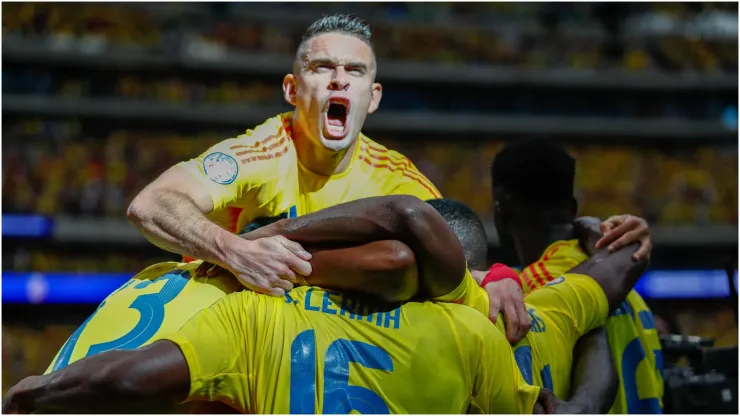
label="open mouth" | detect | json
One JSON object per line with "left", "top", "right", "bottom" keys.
{"left": 323, "top": 97, "right": 350, "bottom": 139}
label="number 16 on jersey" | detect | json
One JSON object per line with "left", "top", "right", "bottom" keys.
{"left": 289, "top": 330, "right": 394, "bottom": 414}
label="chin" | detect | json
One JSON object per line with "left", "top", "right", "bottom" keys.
{"left": 319, "top": 135, "right": 357, "bottom": 152}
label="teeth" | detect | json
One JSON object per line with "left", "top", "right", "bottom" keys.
{"left": 328, "top": 125, "right": 344, "bottom": 133}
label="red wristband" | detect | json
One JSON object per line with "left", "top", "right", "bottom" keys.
{"left": 480, "top": 263, "right": 523, "bottom": 290}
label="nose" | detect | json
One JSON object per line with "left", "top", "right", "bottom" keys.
{"left": 329, "top": 67, "right": 350, "bottom": 91}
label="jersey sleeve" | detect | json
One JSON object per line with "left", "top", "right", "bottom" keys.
{"left": 158, "top": 291, "right": 255, "bottom": 412}
{"left": 176, "top": 129, "right": 287, "bottom": 212}
{"left": 470, "top": 321, "right": 540, "bottom": 413}
{"left": 433, "top": 269, "right": 490, "bottom": 317}
{"left": 526, "top": 273, "right": 610, "bottom": 350}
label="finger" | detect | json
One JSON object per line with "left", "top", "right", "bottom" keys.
{"left": 239, "top": 276, "right": 270, "bottom": 295}
{"left": 486, "top": 288, "right": 502, "bottom": 324}
{"left": 503, "top": 301, "right": 522, "bottom": 343}
{"left": 633, "top": 239, "right": 653, "bottom": 261}
{"left": 271, "top": 277, "right": 294, "bottom": 293}
{"left": 287, "top": 257, "right": 313, "bottom": 277}
{"left": 515, "top": 299, "right": 532, "bottom": 341}
{"left": 608, "top": 229, "right": 643, "bottom": 252}
{"left": 276, "top": 236, "right": 312, "bottom": 261}
{"left": 599, "top": 217, "right": 638, "bottom": 248}
{"left": 277, "top": 266, "right": 298, "bottom": 284}
{"left": 268, "top": 287, "right": 286, "bottom": 297}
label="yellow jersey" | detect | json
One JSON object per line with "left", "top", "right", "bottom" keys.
{"left": 520, "top": 240, "right": 664, "bottom": 413}
{"left": 178, "top": 112, "right": 441, "bottom": 236}
{"left": 444, "top": 269, "right": 610, "bottom": 401}
{"left": 160, "top": 284, "right": 540, "bottom": 414}
{"left": 44, "top": 261, "right": 241, "bottom": 374}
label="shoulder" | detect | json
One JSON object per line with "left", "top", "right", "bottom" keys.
{"left": 225, "top": 112, "right": 295, "bottom": 159}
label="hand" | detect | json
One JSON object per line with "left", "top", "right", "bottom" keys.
{"left": 222, "top": 235, "right": 312, "bottom": 297}
{"left": 535, "top": 388, "right": 590, "bottom": 414}
{"left": 596, "top": 214, "right": 652, "bottom": 261}
{"left": 2, "top": 375, "right": 42, "bottom": 414}
{"left": 484, "top": 278, "right": 531, "bottom": 343}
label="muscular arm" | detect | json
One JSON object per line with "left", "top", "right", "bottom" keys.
{"left": 303, "top": 240, "right": 418, "bottom": 302}
{"left": 127, "top": 166, "right": 243, "bottom": 266}
{"left": 567, "top": 242, "right": 648, "bottom": 313}
{"left": 252, "top": 195, "right": 465, "bottom": 297}
{"left": 568, "top": 328, "right": 618, "bottom": 413}
{"left": 2, "top": 341, "right": 189, "bottom": 414}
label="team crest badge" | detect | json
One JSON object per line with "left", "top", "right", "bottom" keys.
{"left": 203, "top": 152, "right": 238, "bottom": 185}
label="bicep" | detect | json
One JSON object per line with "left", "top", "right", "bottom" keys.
{"left": 144, "top": 166, "right": 214, "bottom": 213}
{"left": 305, "top": 240, "right": 418, "bottom": 302}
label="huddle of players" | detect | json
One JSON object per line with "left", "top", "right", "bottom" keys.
{"left": 2, "top": 14, "right": 663, "bottom": 415}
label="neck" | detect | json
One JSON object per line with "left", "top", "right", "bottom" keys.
{"left": 512, "top": 223, "right": 575, "bottom": 266}
{"left": 293, "top": 116, "right": 356, "bottom": 176}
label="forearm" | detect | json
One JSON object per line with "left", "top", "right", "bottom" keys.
{"left": 258, "top": 195, "right": 465, "bottom": 296}
{"left": 5, "top": 348, "right": 185, "bottom": 414}
{"left": 128, "top": 189, "right": 240, "bottom": 266}
{"left": 568, "top": 243, "right": 648, "bottom": 312}
{"left": 568, "top": 328, "right": 618, "bottom": 413}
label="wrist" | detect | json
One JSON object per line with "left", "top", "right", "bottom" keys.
{"left": 213, "top": 230, "right": 248, "bottom": 268}
{"left": 480, "top": 263, "right": 522, "bottom": 290}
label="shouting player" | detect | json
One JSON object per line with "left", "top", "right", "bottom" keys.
{"left": 126, "top": 14, "right": 441, "bottom": 299}
{"left": 488, "top": 139, "right": 663, "bottom": 413}
{"left": 5, "top": 196, "right": 650, "bottom": 413}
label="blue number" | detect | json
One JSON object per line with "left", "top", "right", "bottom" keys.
{"left": 288, "top": 330, "right": 393, "bottom": 414}
{"left": 513, "top": 346, "right": 554, "bottom": 391}
{"left": 289, "top": 330, "right": 317, "bottom": 414}
{"left": 621, "top": 338, "right": 662, "bottom": 413}
{"left": 50, "top": 278, "right": 138, "bottom": 371}
{"left": 324, "top": 339, "right": 393, "bottom": 414}
{"left": 86, "top": 270, "right": 190, "bottom": 356}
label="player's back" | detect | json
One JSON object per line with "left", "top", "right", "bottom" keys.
{"left": 223, "top": 287, "right": 537, "bottom": 414}
{"left": 45, "top": 261, "right": 241, "bottom": 374}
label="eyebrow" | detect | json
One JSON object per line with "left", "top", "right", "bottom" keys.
{"left": 306, "top": 58, "right": 369, "bottom": 71}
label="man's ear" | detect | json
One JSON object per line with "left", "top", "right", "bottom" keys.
{"left": 283, "top": 74, "right": 297, "bottom": 106}
{"left": 367, "top": 82, "right": 383, "bottom": 114}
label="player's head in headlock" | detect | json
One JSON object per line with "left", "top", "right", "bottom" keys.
{"left": 490, "top": 139, "right": 577, "bottom": 266}
{"left": 425, "top": 198, "right": 489, "bottom": 272}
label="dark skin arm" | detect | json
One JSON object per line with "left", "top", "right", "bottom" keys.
{"left": 202, "top": 195, "right": 465, "bottom": 298}
{"left": 2, "top": 341, "right": 188, "bottom": 414}
{"left": 541, "top": 220, "right": 649, "bottom": 414}
{"left": 1, "top": 240, "right": 417, "bottom": 414}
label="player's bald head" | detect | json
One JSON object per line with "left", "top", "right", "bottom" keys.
{"left": 294, "top": 13, "right": 376, "bottom": 77}
{"left": 426, "top": 198, "right": 488, "bottom": 270}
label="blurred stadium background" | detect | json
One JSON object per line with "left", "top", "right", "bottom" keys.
{"left": 1, "top": 2, "right": 738, "bottom": 411}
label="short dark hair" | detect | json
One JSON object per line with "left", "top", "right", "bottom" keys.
{"left": 239, "top": 214, "right": 287, "bottom": 235}
{"left": 296, "top": 14, "right": 374, "bottom": 65}
{"left": 425, "top": 198, "right": 488, "bottom": 270}
{"left": 491, "top": 139, "right": 575, "bottom": 203}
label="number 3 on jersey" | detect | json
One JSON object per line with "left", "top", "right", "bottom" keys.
{"left": 289, "top": 329, "right": 394, "bottom": 414}
{"left": 51, "top": 270, "right": 190, "bottom": 371}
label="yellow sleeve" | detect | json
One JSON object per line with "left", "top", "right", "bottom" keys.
{"left": 176, "top": 117, "right": 289, "bottom": 212}
{"left": 158, "top": 291, "right": 255, "bottom": 412}
{"left": 470, "top": 322, "right": 540, "bottom": 413}
{"left": 526, "top": 273, "right": 609, "bottom": 348}
{"left": 433, "top": 269, "right": 490, "bottom": 317}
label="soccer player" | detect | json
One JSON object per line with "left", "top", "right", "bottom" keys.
{"left": 488, "top": 139, "right": 664, "bottom": 413}
{"left": 5, "top": 196, "right": 648, "bottom": 414}
{"left": 126, "top": 13, "right": 442, "bottom": 298}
